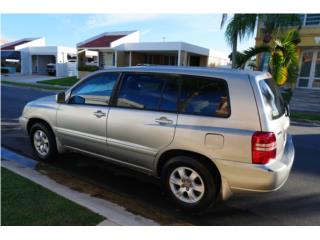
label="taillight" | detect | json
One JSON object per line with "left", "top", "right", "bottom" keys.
{"left": 252, "top": 131, "right": 276, "bottom": 164}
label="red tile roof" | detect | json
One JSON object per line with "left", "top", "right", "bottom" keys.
{"left": 1, "top": 40, "right": 31, "bottom": 50}
{"left": 78, "top": 35, "right": 125, "bottom": 48}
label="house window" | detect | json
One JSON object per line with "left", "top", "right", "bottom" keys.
{"left": 144, "top": 55, "right": 154, "bottom": 64}
{"left": 67, "top": 54, "right": 77, "bottom": 63}
{"left": 299, "top": 52, "right": 313, "bottom": 77}
{"left": 298, "top": 78, "right": 309, "bottom": 87}
{"left": 312, "top": 52, "right": 320, "bottom": 88}
{"left": 300, "top": 14, "right": 320, "bottom": 26}
{"left": 305, "top": 14, "right": 320, "bottom": 26}
{"left": 164, "top": 56, "right": 177, "bottom": 65}
{"left": 297, "top": 51, "right": 320, "bottom": 89}
{"left": 299, "top": 14, "right": 305, "bottom": 25}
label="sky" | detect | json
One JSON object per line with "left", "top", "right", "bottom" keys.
{"left": 1, "top": 14, "right": 256, "bottom": 58}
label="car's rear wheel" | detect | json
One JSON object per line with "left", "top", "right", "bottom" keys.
{"left": 161, "top": 156, "right": 220, "bottom": 212}
{"left": 30, "top": 122, "right": 58, "bottom": 161}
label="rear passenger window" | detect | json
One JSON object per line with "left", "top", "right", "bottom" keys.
{"left": 116, "top": 73, "right": 178, "bottom": 111}
{"left": 179, "top": 76, "right": 230, "bottom": 117}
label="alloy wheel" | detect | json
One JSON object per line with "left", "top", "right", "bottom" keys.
{"left": 169, "top": 166, "right": 205, "bottom": 204}
{"left": 33, "top": 129, "right": 50, "bottom": 156}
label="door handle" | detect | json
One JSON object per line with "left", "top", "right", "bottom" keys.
{"left": 94, "top": 110, "right": 106, "bottom": 118}
{"left": 155, "top": 116, "right": 173, "bottom": 125}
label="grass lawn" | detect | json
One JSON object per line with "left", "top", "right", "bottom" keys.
{"left": 37, "top": 76, "right": 79, "bottom": 86}
{"left": 1, "top": 167, "right": 104, "bottom": 226}
{"left": 290, "top": 112, "right": 320, "bottom": 122}
{"left": 1, "top": 80, "right": 65, "bottom": 91}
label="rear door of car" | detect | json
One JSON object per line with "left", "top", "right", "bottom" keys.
{"left": 173, "top": 75, "right": 238, "bottom": 161}
{"left": 106, "top": 72, "right": 179, "bottom": 171}
{"left": 255, "top": 77, "right": 290, "bottom": 162}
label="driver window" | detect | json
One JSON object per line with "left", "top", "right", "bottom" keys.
{"left": 69, "top": 72, "right": 119, "bottom": 106}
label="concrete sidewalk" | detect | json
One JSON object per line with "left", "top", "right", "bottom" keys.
{"left": 1, "top": 147, "right": 159, "bottom": 226}
{"left": 2, "top": 73, "right": 59, "bottom": 83}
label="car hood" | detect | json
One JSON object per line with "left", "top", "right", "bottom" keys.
{"left": 26, "top": 95, "right": 58, "bottom": 108}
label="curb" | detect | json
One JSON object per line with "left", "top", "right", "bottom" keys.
{"left": 290, "top": 120, "right": 320, "bottom": 127}
{"left": 1, "top": 147, "right": 159, "bottom": 226}
{"left": 1, "top": 80, "right": 68, "bottom": 91}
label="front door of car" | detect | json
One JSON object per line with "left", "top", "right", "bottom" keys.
{"left": 107, "top": 72, "right": 179, "bottom": 171}
{"left": 56, "top": 72, "right": 119, "bottom": 156}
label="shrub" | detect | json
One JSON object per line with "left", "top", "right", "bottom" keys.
{"left": 78, "top": 65, "right": 99, "bottom": 72}
{"left": 281, "top": 89, "right": 293, "bottom": 103}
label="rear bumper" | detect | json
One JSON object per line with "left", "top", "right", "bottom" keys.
{"left": 220, "top": 134, "right": 295, "bottom": 197}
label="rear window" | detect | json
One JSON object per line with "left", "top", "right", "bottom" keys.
{"left": 259, "top": 78, "right": 286, "bottom": 119}
{"left": 178, "top": 76, "right": 230, "bottom": 117}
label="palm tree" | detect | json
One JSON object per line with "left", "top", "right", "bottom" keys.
{"left": 259, "top": 14, "right": 302, "bottom": 44}
{"left": 234, "top": 29, "right": 300, "bottom": 88}
{"left": 221, "top": 14, "right": 301, "bottom": 68}
{"left": 221, "top": 14, "right": 257, "bottom": 68}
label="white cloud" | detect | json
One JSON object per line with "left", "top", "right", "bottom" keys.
{"left": 84, "top": 14, "right": 158, "bottom": 29}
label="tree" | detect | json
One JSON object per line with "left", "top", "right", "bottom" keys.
{"left": 234, "top": 29, "right": 300, "bottom": 88}
{"left": 259, "top": 14, "right": 302, "bottom": 44}
{"left": 221, "top": 14, "right": 301, "bottom": 68}
{"left": 221, "top": 14, "right": 257, "bottom": 68}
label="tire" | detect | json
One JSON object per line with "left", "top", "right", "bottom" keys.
{"left": 161, "top": 156, "right": 220, "bottom": 212}
{"left": 30, "top": 122, "right": 58, "bottom": 161}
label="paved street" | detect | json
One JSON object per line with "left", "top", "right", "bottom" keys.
{"left": 1, "top": 85, "right": 320, "bottom": 225}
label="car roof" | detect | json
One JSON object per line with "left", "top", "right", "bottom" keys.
{"left": 96, "top": 66, "right": 270, "bottom": 81}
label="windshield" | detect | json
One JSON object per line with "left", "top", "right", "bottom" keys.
{"left": 259, "top": 78, "right": 286, "bottom": 119}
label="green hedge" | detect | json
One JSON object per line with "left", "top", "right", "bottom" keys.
{"left": 78, "top": 65, "right": 99, "bottom": 72}
{"left": 37, "top": 76, "right": 79, "bottom": 86}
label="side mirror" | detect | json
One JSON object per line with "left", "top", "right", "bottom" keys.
{"left": 69, "top": 95, "right": 85, "bottom": 104}
{"left": 56, "top": 92, "right": 65, "bottom": 103}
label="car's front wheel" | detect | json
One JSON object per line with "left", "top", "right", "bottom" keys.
{"left": 161, "top": 156, "right": 220, "bottom": 212}
{"left": 30, "top": 122, "right": 58, "bottom": 161}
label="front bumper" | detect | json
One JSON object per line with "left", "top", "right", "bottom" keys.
{"left": 220, "top": 134, "right": 295, "bottom": 196}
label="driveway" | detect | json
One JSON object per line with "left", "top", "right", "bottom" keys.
{"left": 1, "top": 85, "right": 320, "bottom": 225}
{"left": 2, "top": 73, "right": 58, "bottom": 83}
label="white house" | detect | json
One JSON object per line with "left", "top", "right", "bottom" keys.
{"left": 20, "top": 46, "right": 77, "bottom": 77}
{"left": 1, "top": 37, "right": 78, "bottom": 77}
{"left": 77, "top": 31, "right": 140, "bottom": 68}
{"left": 113, "top": 41, "right": 209, "bottom": 67}
{"left": 77, "top": 31, "right": 210, "bottom": 68}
